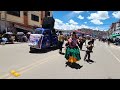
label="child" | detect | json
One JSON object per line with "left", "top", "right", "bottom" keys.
{"left": 84, "top": 41, "right": 93, "bottom": 61}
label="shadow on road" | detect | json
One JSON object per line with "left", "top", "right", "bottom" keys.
{"left": 85, "top": 59, "right": 95, "bottom": 64}
{"left": 59, "top": 52, "right": 65, "bottom": 55}
{"left": 81, "top": 50, "right": 86, "bottom": 51}
{"left": 65, "top": 62, "right": 83, "bottom": 70}
{"left": 29, "top": 47, "right": 59, "bottom": 54}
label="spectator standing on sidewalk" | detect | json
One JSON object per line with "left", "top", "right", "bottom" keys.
{"left": 58, "top": 31, "right": 64, "bottom": 54}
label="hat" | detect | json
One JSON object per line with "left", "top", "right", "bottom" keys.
{"left": 72, "top": 32, "right": 76, "bottom": 35}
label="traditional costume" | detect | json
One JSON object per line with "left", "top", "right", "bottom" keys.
{"left": 65, "top": 34, "right": 81, "bottom": 63}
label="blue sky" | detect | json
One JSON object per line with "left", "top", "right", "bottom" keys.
{"left": 53, "top": 11, "right": 120, "bottom": 31}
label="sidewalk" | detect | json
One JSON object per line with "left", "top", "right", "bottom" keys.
{"left": 0, "top": 42, "right": 28, "bottom": 45}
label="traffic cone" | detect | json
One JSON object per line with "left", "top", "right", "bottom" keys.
{"left": 10, "top": 70, "right": 16, "bottom": 75}
{"left": 13, "top": 72, "right": 21, "bottom": 77}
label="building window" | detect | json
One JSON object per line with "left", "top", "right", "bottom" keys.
{"left": 47, "top": 12, "right": 50, "bottom": 16}
{"left": 45, "top": 11, "right": 50, "bottom": 17}
{"left": 7, "top": 11, "right": 20, "bottom": 17}
{"left": 31, "top": 14, "right": 39, "bottom": 22}
{"left": 24, "top": 12, "right": 27, "bottom": 16}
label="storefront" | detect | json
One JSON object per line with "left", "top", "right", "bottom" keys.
{"left": 14, "top": 24, "right": 34, "bottom": 34}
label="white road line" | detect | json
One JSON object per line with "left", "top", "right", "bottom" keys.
{"left": 105, "top": 45, "right": 120, "bottom": 63}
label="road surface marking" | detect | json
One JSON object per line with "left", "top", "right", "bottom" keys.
{"left": 0, "top": 54, "right": 58, "bottom": 79}
{"left": 105, "top": 45, "right": 120, "bottom": 63}
{"left": 7, "top": 54, "right": 60, "bottom": 79}
{"left": 0, "top": 51, "right": 58, "bottom": 79}
{"left": 2, "top": 54, "right": 60, "bottom": 79}
{"left": 18, "top": 54, "right": 59, "bottom": 72}
{"left": 21, "top": 56, "right": 59, "bottom": 74}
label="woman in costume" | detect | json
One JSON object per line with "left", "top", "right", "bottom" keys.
{"left": 65, "top": 32, "right": 81, "bottom": 66}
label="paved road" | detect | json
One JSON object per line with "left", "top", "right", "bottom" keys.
{"left": 0, "top": 40, "right": 120, "bottom": 79}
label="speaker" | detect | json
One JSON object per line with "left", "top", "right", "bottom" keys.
{"left": 42, "top": 17, "right": 55, "bottom": 29}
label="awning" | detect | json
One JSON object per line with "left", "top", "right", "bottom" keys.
{"left": 110, "top": 34, "right": 120, "bottom": 38}
{"left": 14, "top": 24, "right": 33, "bottom": 31}
{"left": 116, "top": 36, "right": 120, "bottom": 39}
{"left": 112, "top": 34, "right": 120, "bottom": 37}
{"left": 112, "top": 34, "right": 116, "bottom": 37}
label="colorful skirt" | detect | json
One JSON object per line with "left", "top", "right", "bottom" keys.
{"left": 65, "top": 46, "right": 81, "bottom": 63}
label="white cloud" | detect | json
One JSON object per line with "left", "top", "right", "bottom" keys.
{"left": 91, "top": 19, "right": 103, "bottom": 25}
{"left": 87, "top": 11, "right": 109, "bottom": 25}
{"left": 78, "top": 15, "right": 84, "bottom": 19}
{"left": 68, "top": 19, "right": 78, "bottom": 25}
{"left": 73, "top": 11, "right": 84, "bottom": 14}
{"left": 55, "top": 19, "right": 63, "bottom": 24}
{"left": 112, "top": 11, "right": 120, "bottom": 19}
{"left": 55, "top": 18, "right": 86, "bottom": 30}
{"left": 66, "top": 23, "right": 69, "bottom": 25}
{"left": 54, "top": 19, "right": 64, "bottom": 29}
{"left": 65, "top": 11, "right": 84, "bottom": 19}
{"left": 54, "top": 18, "right": 107, "bottom": 31}
{"left": 79, "top": 25, "right": 89, "bottom": 28}
{"left": 87, "top": 11, "right": 109, "bottom": 20}
{"left": 84, "top": 22, "right": 87, "bottom": 24}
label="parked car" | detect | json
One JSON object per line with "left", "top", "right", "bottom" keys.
{"left": 2, "top": 32, "right": 15, "bottom": 44}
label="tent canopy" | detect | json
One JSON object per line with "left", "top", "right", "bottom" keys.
{"left": 112, "top": 34, "right": 120, "bottom": 37}
{"left": 110, "top": 34, "right": 120, "bottom": 38}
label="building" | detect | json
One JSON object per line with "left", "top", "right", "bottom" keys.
{"left": 108, "top": 23, "right": 116, "bottom": 35}
{"left": 108, "top": 20, "right": 120, "bottom": 36}
{"left": 0, "top": 11, "right": 53, "bottom": 34}
{"left": 114, "top": 20, "right": 120, "bottom": 35}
